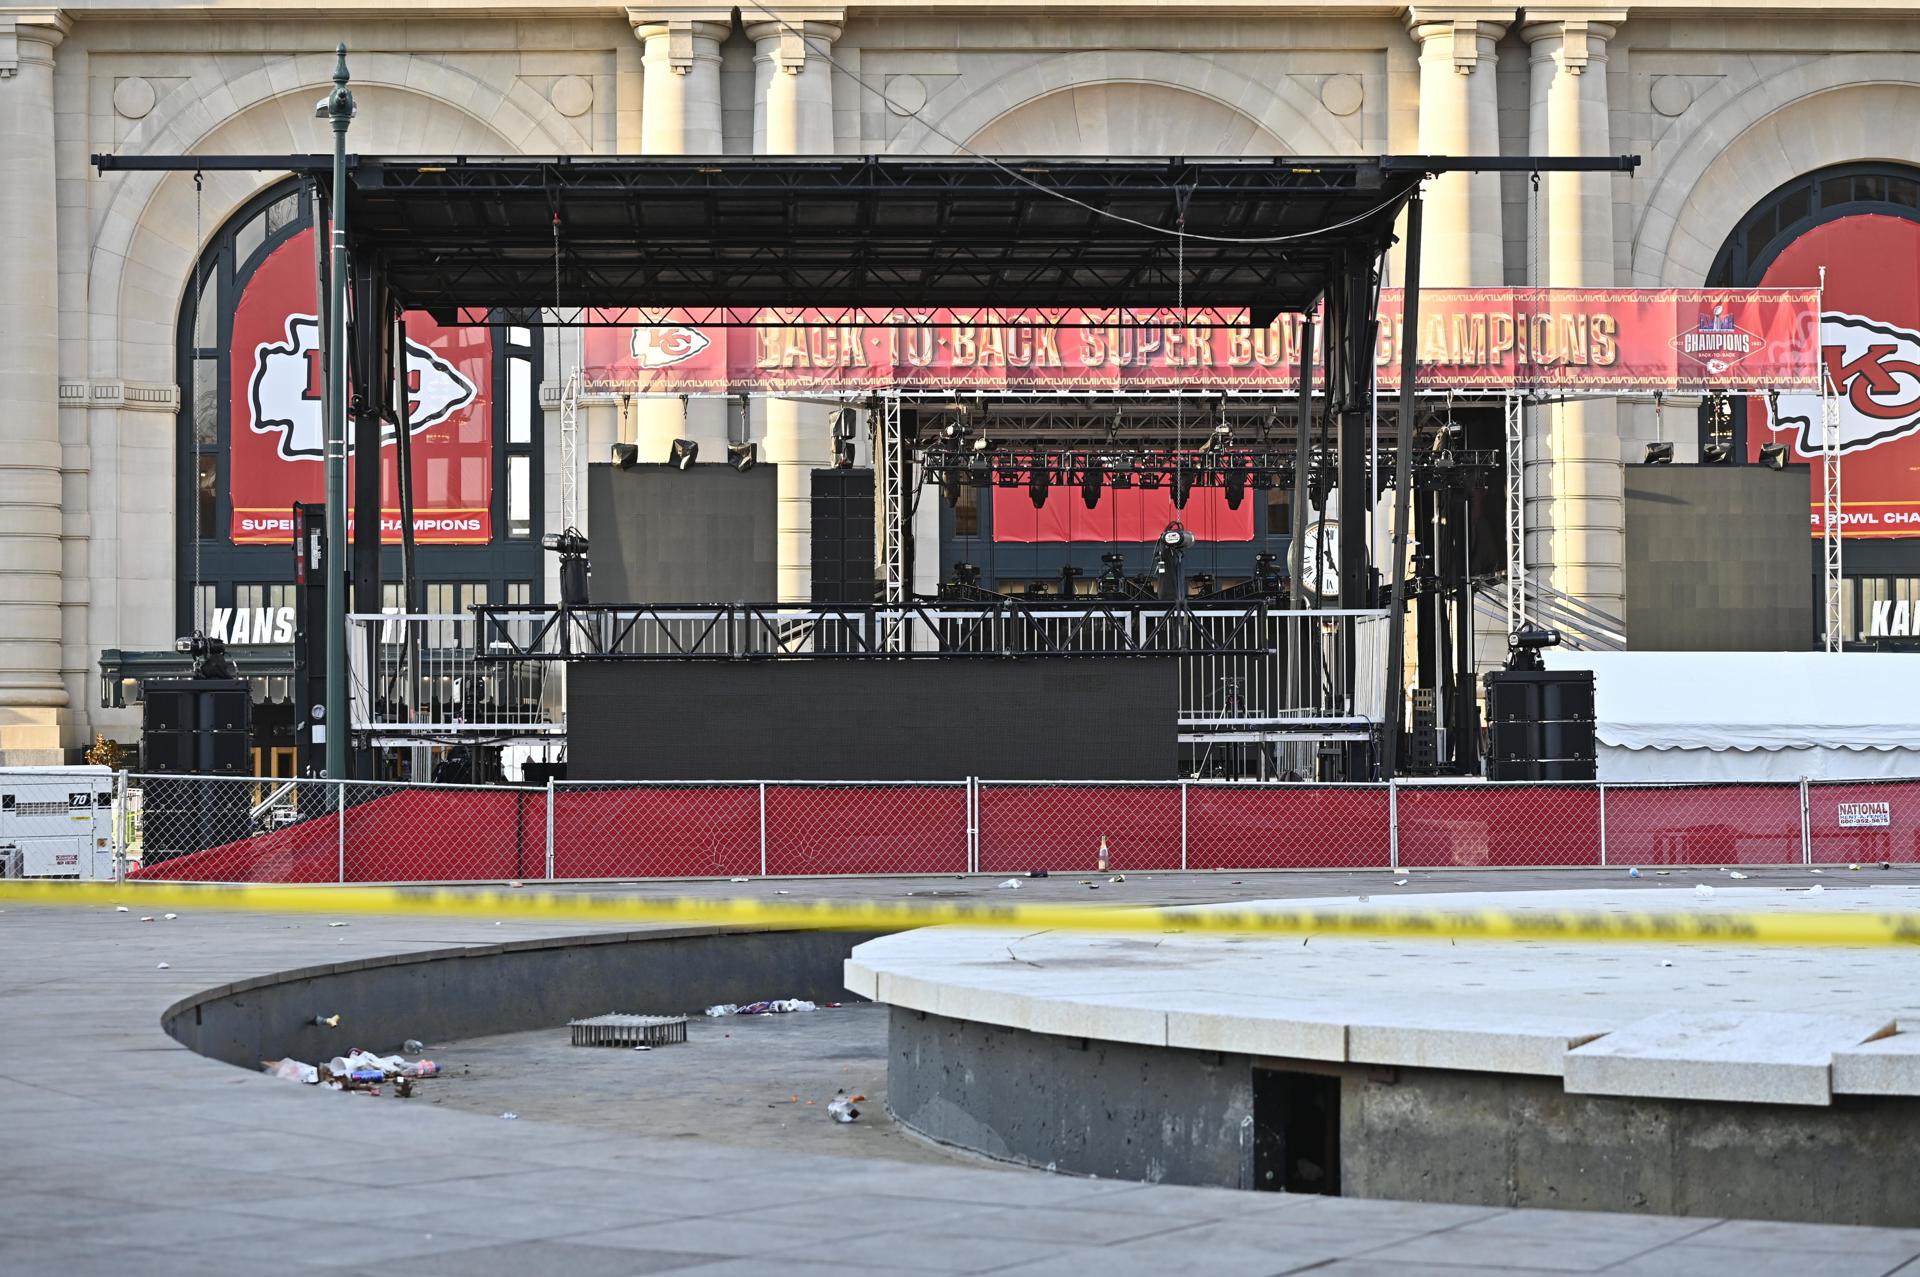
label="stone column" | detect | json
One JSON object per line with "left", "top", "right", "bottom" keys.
{"left": 629, "top": 14, "right": 731, "bottom": 465}
{"left": 749, "top": 11, "right": 841, "bottom": 602}
{"left": 0, "top": 9, "right": 71, "bottom": 763}
{"left": 1524, "top": 10, "right": 1625, "bottom": 616}
{"left": 1407, "top": 8, "right": 1513, "bottom": 287}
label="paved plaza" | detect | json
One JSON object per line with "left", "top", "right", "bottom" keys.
{"left": 5, "top": 870, "right": 1920, "bottom": 1275}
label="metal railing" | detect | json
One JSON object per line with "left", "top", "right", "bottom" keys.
{"left": 338, "top": 603, "right": 1393, "bottom": 740}
{"left": 105, "top": 771, "right": 1920, "bottom": 884}
{"left": 347, "top": 612, "right": 563, "bottom": 738}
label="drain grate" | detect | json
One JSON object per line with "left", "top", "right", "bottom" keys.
{"left": 568, "top": 1013, "right": 690, "bottom": 1047}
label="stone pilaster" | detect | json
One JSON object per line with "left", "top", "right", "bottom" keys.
{"left": 629, "top": 12, "right": 733, "bottom": 463}
{"left": 748, "top": 9, "right": 842, "bottom": 602}
{"left": 0, "top": 7, "right": 72, "bottom": 763}
{"left": 1523, "top": 10, "right": 1626, "bottom": 615}
{"left": 1407, "top": 8, "right": 1514, "bottom": 287}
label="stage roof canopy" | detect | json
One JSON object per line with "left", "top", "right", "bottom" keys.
{"left": 96, "top": 153, "right": 1633, "bottom": 316}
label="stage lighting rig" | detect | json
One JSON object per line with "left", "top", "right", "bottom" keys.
{"left": 543, "top": 528, "right": 591, "bottom": 606}
{"left": 174, "top": 633, "right": 238, "bottom": 680}
{"left": 1028, "top": 457, "right": 1053, "bottom": 509}
{"left": 1224, "top": 466, "right": 1247, "bottom": 510}
{"left": 1081, "top": 460, "right": 1105, "bottom": 509}
{"left": 1170, "top": 464, "right": 1194, "bottom": 509}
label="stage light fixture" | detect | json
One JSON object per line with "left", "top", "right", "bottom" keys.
{"left": 543, "top": 528, "right": 591, "bottom": 606}
{"left": 669, "top": 438, "right": 699, "bottom": 469}
{"left": 1170, "top": 466, "right": 1194, "bottom": 510}
{"left": 1703, "top": 442, "right": 1732, "bottom": 464}
{"left": 1028, "top": 459, "right": 1052, "bottom": 509}
{"left": 941, "top": 475, "right": 963, "bottom": 508}
{"left": 1224, "top": 468, "right": 1247, "bottom": 510}
{"left": 727, "top": 441, "right": 758, "bottom": 472}
{"left": 1643, "top": 441, "right": 1674, "bottom": 465}
{"left": 1199, "top": 423, "right": 1231, "bottom": 456}
{"left": 1081, "top": 462, "right": 1105, "bottom": 509}
{"left": 610, "top": 442, "right": 639, "bottom": 470}
{"left": 1760, "top": 442, "right": 1789, "bottom": 470}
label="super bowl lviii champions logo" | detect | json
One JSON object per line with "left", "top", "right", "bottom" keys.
{"left": 1769, "top": 312, "right": 1920, "bottom": 456}
{"left": 246, "top": 315, "right": 478, "bottom": 462}
{"left": 1668, "top": 302, "right": 1765, "bottom": 376}
{"left": 628, "top": 324, "right": 710, "bottom": 368}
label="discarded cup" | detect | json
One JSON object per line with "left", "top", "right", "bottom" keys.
{"left": 402, "top": 1039, "right": 425, "bottom": 1054}
{"left": 312, "top": 1014, "right": 341, "bottom": 1028}
{"left": 1728, "top": 871, "right": 1749, "bottom": 880}
{"left": 827, "top": 1095, "right": 860, "bottom": 1123}
{"left": 997, "top": 879, "right": 1021, "bottom": 890}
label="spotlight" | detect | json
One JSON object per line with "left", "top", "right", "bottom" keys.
{"left": 1703, "top": 442, "right": 1731, "bottom": 464}
{"left": 1028, "top": 459, "right": 1052, "bottom": 509}
{"left": 1138, "top": 462, "right": 1164, "bottom": 491}
{"left": 1199, "top": 423, "right": 1231, "bottom": 456}
{"left": 1170, "top": 466, "right": 1194, "bottom": 510}
{"left": 611, "top": 442, "right": 639, "bottom": 470}
{"left": 1760, "top": 442, "right": 1789, "bottom": 471}
{"left": 727, "top": 441, "right": 757, "bottom": 472}
{"left": 543, "top": 528, "right": 591, "bottom": 607}
{"left": 941, "top": 475, "right": 963, "bottom": 508}
{"left": 669, "top": 438, "right": 699, "bottom": 469}
{"left": 952, "top": 561, "right": 980, "bottom": 588}
{"left": 1643, "top": 441, "right": 1674, "bottom": 465}
{"left": 1430, "top": 422, "right": 1463, "bottom": 454}
{"left": 1081, "top": 462, "right": 1105, "bottom": 510}
{"left": 1224, "top": 468, "right": 1247, "bottom": 510}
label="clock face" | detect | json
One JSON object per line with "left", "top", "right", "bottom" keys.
{"left": 1295, "top": 519, "right": 1341, "bottom": 599}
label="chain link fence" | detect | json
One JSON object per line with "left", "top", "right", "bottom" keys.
{"left": 108, "top": 772, "right": 1920, "bottom": 883}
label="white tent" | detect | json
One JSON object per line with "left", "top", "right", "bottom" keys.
{"left": 1541, "top": 651, "right": 1920, "bottom": 782}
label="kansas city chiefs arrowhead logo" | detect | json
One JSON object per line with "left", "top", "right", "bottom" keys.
{"left": 1770, "top": 312, "right": 1920, "bottom": 457}
{"left": 629, "top": 325, "right": 710, "bottom": 369}
{"left": 247, "top": 314, "right": 478, "bottom": 462}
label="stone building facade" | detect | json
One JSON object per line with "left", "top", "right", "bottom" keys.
{"left": 0, "top": 1, "right": 1916, "bottom": 762}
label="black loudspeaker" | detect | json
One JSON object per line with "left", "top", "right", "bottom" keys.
{"left": 1483, "top": 668, "right": 1596, "bottom": 781}
{"left": 810, "top": 468, "right": 876, "bottom": 605}
{"left": 141, "top": 679, "right": 252, "bottom": 776}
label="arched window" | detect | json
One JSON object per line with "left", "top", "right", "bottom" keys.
{"left": 175, "top": 179, "right": 544, "bottom": 636}
{"left": 1703, "top": 162, "right": 1920, "bottom": 459}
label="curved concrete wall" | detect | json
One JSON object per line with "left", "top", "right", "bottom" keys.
{"left": 164, "top": 925, "right": 882, "bottom": 1070}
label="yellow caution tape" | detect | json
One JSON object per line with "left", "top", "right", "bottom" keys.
{"left": 2, "top": 879, "right": 1918, "bottom": 947}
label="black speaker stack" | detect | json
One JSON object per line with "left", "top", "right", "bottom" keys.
{"left": 1482, "top": 667, "right": 1597, "bottom": 781}
{"left": 811, "top": 467, "right": 877, "bottom": 606}
{"left": 139, "top": 679, "right": 253, "bottom": 860}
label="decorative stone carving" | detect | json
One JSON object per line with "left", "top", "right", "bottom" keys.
{"left": 112, "top": 75, "right": 155, "bottom": 119}
{"left": 550, "top": 74, "right": 592, "bottom": 118}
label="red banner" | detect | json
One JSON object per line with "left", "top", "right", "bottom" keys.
{"left": 227, "top": 227, "right": 494, "bottom": 545}
{"left": 991, "top": 482, "right": 1253, "bottom": 543}
{"left": 1748, "top": 214, "right": 1920, "bottom": 540}
{"left": 580, "top": 289, "right": 1820, "bottom": 396}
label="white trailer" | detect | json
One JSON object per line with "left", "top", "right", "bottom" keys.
{"left": 0, "top": 766, "right": 117, "bottom": 880}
